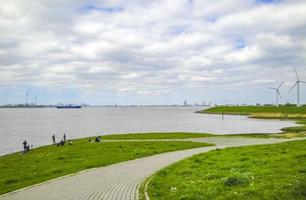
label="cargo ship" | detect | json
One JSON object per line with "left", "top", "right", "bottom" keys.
{"left": 56, "top": 105, "right": 81, "bottom": 109}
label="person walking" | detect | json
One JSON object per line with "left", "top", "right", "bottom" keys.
{"left": 52, "top": 134, "right": 56, "bottom": 144}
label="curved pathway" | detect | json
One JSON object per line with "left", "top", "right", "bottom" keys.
{"left": 0, "top": 137, "right": 304, "bottom": 200}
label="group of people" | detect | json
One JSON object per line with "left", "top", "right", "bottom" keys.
{"left": 52, "top": 134, "right": 72, "bottom": 147}
{"left": 22, "top": 133, "right": 69, "bottom": 153}
{"left": 22, "top": 140, "right": 32, "bottom": 153}
{"left": 95, "top": 136, "right": 101, "bottom": 142}
{"left": 22, "top": 133, "right": 105, "bottom": 153}
{"left": 88, "top": 136, "right": 102, "bottom": 143}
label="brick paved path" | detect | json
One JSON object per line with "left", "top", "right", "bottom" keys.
{"left": 0, "top": 137, "right": 303, "bottom": 200}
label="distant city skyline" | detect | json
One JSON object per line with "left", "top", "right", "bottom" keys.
{"left": 0, "top": 0, "right": 306, "bottom": 105}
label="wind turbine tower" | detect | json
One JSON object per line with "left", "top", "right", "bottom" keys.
{"left": 289, "top": 67, "right": 306, "bottom": 107}
{"left": 26, "top": 91, "right": 29, "bottom": 105}
{"left": 268, "top": 81, "right": 284, "bottom": 107}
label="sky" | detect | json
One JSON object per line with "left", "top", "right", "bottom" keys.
{"left": 0, "top": 0, "right": 306, "bottom": 106}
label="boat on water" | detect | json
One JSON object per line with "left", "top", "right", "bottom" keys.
{"left": 56, "top": 105, "right": 81, "bottom": 109}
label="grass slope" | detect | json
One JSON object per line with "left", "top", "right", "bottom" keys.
{"left": 146, "top": 140, "right": 306, "bottom": 200}
{"left": 101, "top": 132, "right": 213, "bottom": 140}
{"left": 0, "top": 138, "right": 212, "bottom": 195}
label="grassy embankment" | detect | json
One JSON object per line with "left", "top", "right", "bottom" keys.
{"left": 0, "top": 136, "right": 213, "bottom": 195}
{"left": 199, "top": 105, "right": 306, "bottom": 118}
{"left": 144, "top": 140, "right": 306, "bottom": 200}
{"left": 200, "top": 105, "right": 306, "bottom": 138}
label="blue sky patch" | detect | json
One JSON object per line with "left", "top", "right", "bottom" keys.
{"left": 169, "top": 26, "right": 187, "bottom": 35}
{"left": 207, "top": 16, "right": 217, "bottom": 23}
{"left": 81, "top": 4, "right": 123, "bottom": 13}
{"left": 235, "top": 39, "right": 246, "bottom": 49}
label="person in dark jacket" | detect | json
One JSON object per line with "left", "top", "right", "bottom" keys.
{"left": 52, "top": 134, "right": 56, "bottom": 144}
{"left": 23, "top": 140, "right": 27, "bottom": 153}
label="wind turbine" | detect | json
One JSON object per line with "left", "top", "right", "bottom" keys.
{"left": 289, "top": 67, "right": 306, "bottom": 107}
{"left": 268, "top": 81, "right": 284, "bottom": 107}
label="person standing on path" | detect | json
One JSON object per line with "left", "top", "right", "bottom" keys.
{"left": 52, "top": 134, "right": 56, "bottom": 144}
{"left": 63, "top": 133, "right": 66, "bottom": 142}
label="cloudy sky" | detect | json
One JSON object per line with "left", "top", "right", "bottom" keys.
{"left": 0, "top": 0, "right": 306, "bottom": 105}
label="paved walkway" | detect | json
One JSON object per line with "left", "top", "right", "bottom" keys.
{"left": 1, "top": 137, "right": 304, "bottom": 200}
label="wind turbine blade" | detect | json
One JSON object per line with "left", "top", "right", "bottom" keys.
{"left": 278, "top": 81, "right": 285, "bottom": 89}
{"left": 301, "top": 81, "right": 306, "bottom": 84}
{"left": 293, "top": 67, "right": 300, "bottom": 81}
{"left": 277, "top": 91, "right": 282, "bottom": 98}
{"left": 288, "top": 82, "right": 297, "bottom": 93}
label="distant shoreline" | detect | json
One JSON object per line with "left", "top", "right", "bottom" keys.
{"left": 0, "top": 105, "right": 208, "bottom": 108}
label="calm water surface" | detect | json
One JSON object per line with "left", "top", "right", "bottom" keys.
{"left": 0, "top": 106, "right": 296, "bottom": 156}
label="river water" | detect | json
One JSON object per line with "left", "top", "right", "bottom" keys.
{"left": 0, "top": 106, "right": 296, "bottom": 156}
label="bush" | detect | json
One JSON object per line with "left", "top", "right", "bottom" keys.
{"left": 224, "top": 175, "right": 251, "bottom": 186}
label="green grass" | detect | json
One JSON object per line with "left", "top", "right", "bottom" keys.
{"left": 0, "top": 138, "right": 213, "bottom": 195}
{"left": 281, "top": 119, "right": 306, "bottom": 134}
{"left": 101, "top": 132, "right": 214, "bottom": 140}
{"left": 281, "top": 125, "right": 306, "bottom": 133}
{"left": 201, "top": 105, "right": 306, "bottom": 115}
{"left": 146, "top": 140, "right": 306, "bottom": 200}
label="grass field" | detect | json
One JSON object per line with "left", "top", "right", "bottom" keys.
{"left": 0, "top": 138, "right": 212, "bottom": 195}
{"left": 101, "top": 132, "right": 214, "bottom": 140}
{"left": 145, "top": 140, "right": 306, "bottom": 200}
{"left": 201, "top": 105, "right": 306, "bottom": 116}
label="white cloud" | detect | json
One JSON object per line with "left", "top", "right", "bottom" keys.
{"left": 0, "top": 0, "right": 306, "bottom": 104}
